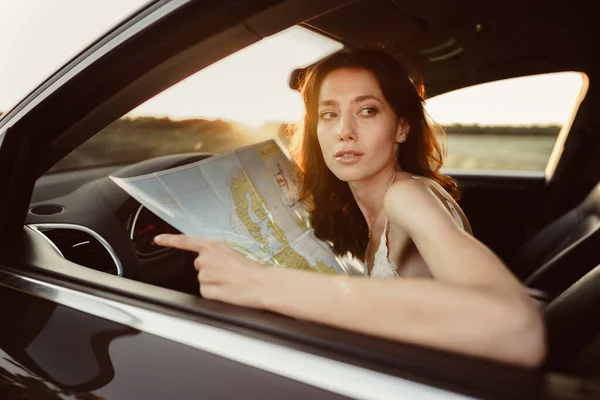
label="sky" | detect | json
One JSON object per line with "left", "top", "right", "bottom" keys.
{"left": 0, "top": 1, "right": 586, "bottom": 127}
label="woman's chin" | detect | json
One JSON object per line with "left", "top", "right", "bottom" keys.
{"left": 332, "top": 169, "right": 368, "bottom": 183}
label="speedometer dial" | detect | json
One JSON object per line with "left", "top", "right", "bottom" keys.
{"left": 130, "top": 206, "right": 180, "bottom": 257}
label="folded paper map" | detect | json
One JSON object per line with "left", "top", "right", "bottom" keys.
{"left": 111, "top": 139, "right": 348, "bottom": 274}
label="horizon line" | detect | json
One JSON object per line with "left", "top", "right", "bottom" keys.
{"left": 0, "top": 110, "right": 565, "bottom": 128}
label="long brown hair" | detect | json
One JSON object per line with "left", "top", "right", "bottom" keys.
{"left": 291, "top": 48, "right": 459, "bottom": 260}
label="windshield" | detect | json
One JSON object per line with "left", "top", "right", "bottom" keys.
{"left": 48, "top": 26, "right": 343, "bottom": 173}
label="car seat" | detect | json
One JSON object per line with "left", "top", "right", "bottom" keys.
{"left": 512, "top": 182, "right": 600, "bottom": 297}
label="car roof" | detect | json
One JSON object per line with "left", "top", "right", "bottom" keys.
{"left": 302, "top": 0, "right": 595, "bottom": 96}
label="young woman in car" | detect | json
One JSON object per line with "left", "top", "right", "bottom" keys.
{"left": 154, "top": 48, "right": 546, "bottom": 368}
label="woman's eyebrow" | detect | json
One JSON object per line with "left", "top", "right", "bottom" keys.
{"left": 318, "top": 95, "right": 381, "bottom": 107}
{"left": 318, "top": 99, "right": 337, "bottom": 107}
{"left": 352, "top": 95, "right": 381, "bottom": 104}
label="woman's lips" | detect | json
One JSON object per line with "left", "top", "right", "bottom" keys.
{"left": 334, "top": 149, "right": 364, "bottom": 164}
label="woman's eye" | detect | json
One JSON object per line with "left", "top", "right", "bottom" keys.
{"left": 320, "top": 111, "right": 336, "bottom": 120}
{"left": 358, "top": 107, "right": 377, "bottom": 116}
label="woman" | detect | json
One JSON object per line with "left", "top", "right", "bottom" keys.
{"left": 154, "top": 48, "right": 546, "bottom": 367}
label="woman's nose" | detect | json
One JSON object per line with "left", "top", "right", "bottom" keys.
{"left": 337, "top": 114, "right": 356, "bottom": 141}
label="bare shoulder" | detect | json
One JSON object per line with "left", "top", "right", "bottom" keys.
{"left": 383, "top": 177, "right": 459, "bottom": 233}
{"left": 383, "top": 177, "right": 437, "bottom": 212}
{"left": 385, "top": 176, "right": 432, "bottom": 200}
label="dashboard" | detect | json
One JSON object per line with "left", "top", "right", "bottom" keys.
{"left": 26, "top": 152, "right": 213, "bottom": 291}
{"left": 128, "top": 204, "right": 180, "bottom": 258}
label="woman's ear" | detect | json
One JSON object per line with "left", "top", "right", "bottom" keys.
{"left": 395, "top": 118, "right": 410, "bottom": 143}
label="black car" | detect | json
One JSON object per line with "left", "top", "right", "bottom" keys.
{"left": 1, "top": 0, "right": 599, "bottom": 399}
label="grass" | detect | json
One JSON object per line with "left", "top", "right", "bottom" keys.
{"left": 446, "top": 134, "right": 556, "bottom": 171}
{"left": 49, "top": 118, "right": 559, "bottom": 173}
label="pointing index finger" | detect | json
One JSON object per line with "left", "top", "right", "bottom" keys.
{"left": 154, "top": 234, "right": 209, "bottom": 253}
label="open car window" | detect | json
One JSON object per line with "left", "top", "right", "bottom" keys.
{"left": 48, "top": 48, "right": 586, "bottom": 177}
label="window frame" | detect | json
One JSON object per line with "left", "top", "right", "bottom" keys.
{"left": 424, "top": 73, "right": 589, "bottom": 179}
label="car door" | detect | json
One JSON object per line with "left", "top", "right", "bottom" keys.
{"left": 0, "top": 267, "right": 364, "bottom": 400}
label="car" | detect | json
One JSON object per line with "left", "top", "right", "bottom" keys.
{"left": 1, "top": 0, "right": 599, "bottom": 398}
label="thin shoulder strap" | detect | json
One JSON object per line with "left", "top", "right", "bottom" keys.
{"left": 381, "top": 216, "right": 390, "bottom": 242}
{"left": 411, "top": 176, "right": 451, "bottom": 202}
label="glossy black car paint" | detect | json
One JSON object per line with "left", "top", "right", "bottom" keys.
{"left": 0, "top": 279, "right": 346, "bottom": 399}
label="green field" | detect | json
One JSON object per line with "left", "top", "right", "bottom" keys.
{"left": 50, "top": 117, "right": 560, "bottom": 173}
{"left": 446, "top": 134, "right": 556, "bottom": 171}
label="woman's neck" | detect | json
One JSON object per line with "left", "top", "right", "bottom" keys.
{"left": 348, "top": 166, "right": 402, "bottom": 228}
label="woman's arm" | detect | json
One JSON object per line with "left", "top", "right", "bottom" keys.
{"left": 156, "top": 226, "right": 546, "bottom": 368}
{"left": 255, "top": 267, "right": 545, "bottom": 368}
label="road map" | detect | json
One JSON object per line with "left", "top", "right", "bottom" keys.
{"left": 111, "top": 140, "right": 347, "bottom": 274}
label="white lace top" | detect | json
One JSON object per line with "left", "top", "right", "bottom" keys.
{"left": 367, "top": 176, "right": 465, "bottom": 278}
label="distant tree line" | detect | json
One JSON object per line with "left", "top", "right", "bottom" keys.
{"left": 0, "top": 112, "right": 562, "bottom": 137}
{"left": 443, "top": 123, "right": 560, "bottom": 136}
{"left": 109, "top": 116, "right": 562, "bottom": 136}
{"left": 38, "top": 115, "right": 564, "bottom": 172}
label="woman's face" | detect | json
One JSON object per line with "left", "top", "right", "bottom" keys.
{"left": 316, "top": 68, "right": 408, "bottom": 183}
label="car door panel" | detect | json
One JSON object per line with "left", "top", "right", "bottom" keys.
{"left": 0, "top": 281, "right": 349, "bottom": 400}
{"left": 450, "top": 170, "right": 547, "bottom": 264}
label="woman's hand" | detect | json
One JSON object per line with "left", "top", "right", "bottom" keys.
{"left": 154, "top": 234, "right": 267, "bottom": 308}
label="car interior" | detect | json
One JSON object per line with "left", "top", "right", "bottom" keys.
{"left": 1, "top": 0, "right": 600, "bottom": 392}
